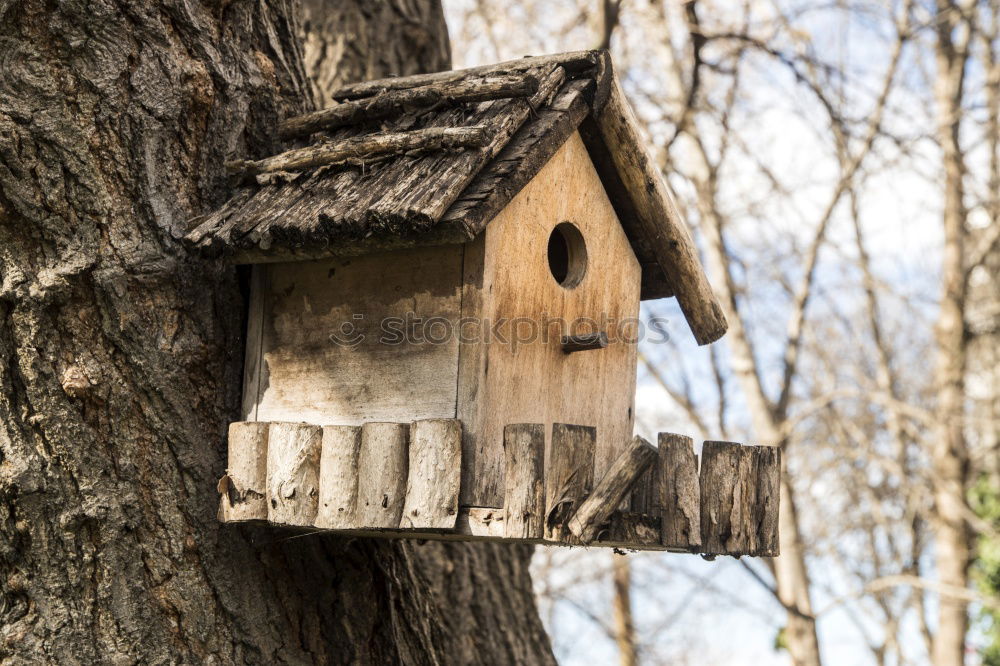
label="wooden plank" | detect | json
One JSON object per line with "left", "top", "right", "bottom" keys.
{"left": 544, "top": 423, "right": 596, "bottom": 541}
{"left": 266, "top": 422, "right": 322, "bottom": 526}
{"left": 254, "top": 245, "right": 463, "bottom": 426}
{"left": 315, "top": 425, "right": 362, "bottom": 529}
{"left": 754, "top": 446, "right": 781, "bottom": 557}
{"left": 455, "top": 507, "right": 507, "bottom": 539}
{"left": 568, "top": 435, "right": 658, "bottom": 543}
{"left": 240, "top": 265, "right": 267, "bottom": 421}
{"left": 659, "top": 433, "right": 701, "bottom": 550}
{"left": 457, "top": 132, "right": 641, "bottom": 507}
{"left": 579, "top": 74, "right": 728, "bottom": 345}
{"left": 227, "top": 127, "right": 488, "bottom": 177}
{"left": 629, "top": 465, "right": 659, "bottom": 515}
{"left": 401, "top": 419, "right": 462, "bottom": 529}
{"left": 330, "top": 50, "right": 603, "bottom": 100}
{"left": 218, "top": 421, "right": 269, "bottom": 522}
{"left": 356, "top": 422, "right": 409, "bottom": 528}
{"left": 503, "top": 424, "right": 545, "bottom": 539}
{"left": 700, "top": 441, "right": 759, "bottom": 555}
{"left": 280, "top": 74, "right": 539, "bottom": 139}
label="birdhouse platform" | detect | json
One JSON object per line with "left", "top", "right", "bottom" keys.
{"left": 218, "top": 419, "right": 779, "bottom": 556}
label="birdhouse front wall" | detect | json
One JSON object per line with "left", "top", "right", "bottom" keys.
{"left": 457, "top": 131, "right": 642, "bottom": 508}
{"left": 239, "top": 131, "right": 641, "bottom": 511}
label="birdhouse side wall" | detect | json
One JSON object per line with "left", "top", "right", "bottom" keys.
{"left": 242, "top": 244, "right": 465, "bottom": 425}
{"left": 457, "top": 131, "right": 642, "bottom": 508}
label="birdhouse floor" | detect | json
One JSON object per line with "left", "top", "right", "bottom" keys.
{"left": 217, "top": 419, "right": 780, "bottom": 556}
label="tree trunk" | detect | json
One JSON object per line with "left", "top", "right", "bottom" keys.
{"left": 611, "top": 555, "right": 637, "bottom": 666}
{"left": 0, "top": 1, "right": 553, "bottom": 664}
{"left": 930, "top": 1, "right": 974, "bottom": 663}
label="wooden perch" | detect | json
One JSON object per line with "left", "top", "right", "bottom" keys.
{"left": 568, "top": 435, "right": 658, "bottom": 543}
{"left": 266, "top": 423, "right": 322, "bottom": 526}
{"left": 561, "top": 332, "right": 608, "bottom": 354}
{"left": 226, "top": 127, "right": 488, "bottom": 177}
{"left": 280, "top": 74, "right": 539, "bottom": 139}
{"left": 401, "top": 419, "right": 462, "bottom": 529}
{"left": 659, "top": 433, "right": 701, "bottom": 549}
{"left": 503, "top": 424, "right": 545, "bottom": 539}
{"left": 581, "top": 75, "right": 728, "bottom": 345}
{"left": 218, "top": 422, "right": 269, "bottom": 522}
{"left": 544, "top": 423, "right": 596, "bottom": 541}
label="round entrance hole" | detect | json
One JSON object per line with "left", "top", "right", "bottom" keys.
{"left": 546, "top": 222, "right": 588, "bottom": 289}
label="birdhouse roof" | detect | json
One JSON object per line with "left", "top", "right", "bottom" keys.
{"left": 185, "top": 50, "right": 727, "bottom": 345}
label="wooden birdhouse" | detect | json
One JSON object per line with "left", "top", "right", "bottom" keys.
{"left": 188, "top": 50, "right": 780, "bottom": 555}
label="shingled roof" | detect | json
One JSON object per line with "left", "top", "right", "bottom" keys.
{"left": 185, "top": 50, "right": 727, "bottom": 345}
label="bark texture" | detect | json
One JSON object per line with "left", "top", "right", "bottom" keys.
{"left": 0, "top": 0, "right": 554, "bottom": 663}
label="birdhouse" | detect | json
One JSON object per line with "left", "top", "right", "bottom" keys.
{"left": 188, "top": 51, "right": 779, "bottom": 555}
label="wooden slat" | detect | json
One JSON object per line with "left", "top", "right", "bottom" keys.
{"left": 227, "top": 127, "right": 488, "bottom": 177}
{"left": 754, "top": 446, "right": 781, "bottom": 557}
{"left": 503, "top": 424, "right": 545, "bottom": 539}
{"left": 580, "top": 74, "right": 728, "bottom": 345}
{"left": 316, "top": 425, "right": 362, "bottom": 529}
{"left": 218, "top": 421, "right": 269, "bottom": 522}
{"left": 544, "top": 423, "right": 596, "bottom": 541}
{"left": 568, "top": 435, "right": 658, "bottom": 543}
{"left": 401, "top": 419, "right": 462, "bottom": 529}
{"left": 605, "top": 512, "right": 661, "bottom": 547}
{"left": 330, "top": 50, "right": 604, "bottom": 100}
{"left": 266, "top": 423, "right": 322, "bottom": 526}
{"left": 240, "top": 265, "right": 267, "bottom": 421}
{"left": 700, "top": 441, "right": 761, "bottom": 554}
{"left": 659, "top": 433, "right": 701, "bottom": 550}
{"left": 356, "top": 422, "right": 409, "bottom": 528}
{"left": 280, "top": 74, "right": 539, "bottom": 139}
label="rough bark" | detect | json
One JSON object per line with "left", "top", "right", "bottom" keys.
{"left": 0, "top": 1, "right": 554, "bottom": 663}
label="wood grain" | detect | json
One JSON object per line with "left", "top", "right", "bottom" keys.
{"left": 218, "top": 421, "right": 269, "bottom": 522}
{"left": 356, "top": 422, "right": 409, "bottom": 528}
{"left": 502, "top": 424, "right": 545, "bottom": 539}
{"left": 544, "top": 423, "right": 596, "bottom": 541}
{"left": 568, "top": 435, "right": 658, "bottom": 543}
{"left": 401, "top": 419, "right": 462, "bottom": 529}
{"left": 266, "top": 422, "right": 322, "bottom": 526}
{"left": 457, "top": 132, "right": 641, "bottom": 507}
{"left": 659, "top": 432, "right": 701, "bottom": 549}
{"left": 280, "top": 74, "right": 538, "bottom": 139}
{"left": 316, "top": 425, "right": 362, "bottom": 529}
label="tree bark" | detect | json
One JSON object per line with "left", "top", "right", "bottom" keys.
{"left": 611, "top": 555, "right": 638, "bottom": 666}
{"left": 0, "top": 1, "right": 553, "bottom": 664}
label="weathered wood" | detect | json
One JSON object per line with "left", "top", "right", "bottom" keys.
{"left": 659, "top": 433, "right": 701, "bottom": 549}
{"left": 240, "top": 266, "right": 267, "bottom": 421}
{"left": 605, "top": 512, "right": 661, "bottom": 547}
{"left": 330, "top": 50, "right": 603, "bottom": 100}
{"left": 503, "top": 424, "right": 545, "bottom": 539}
{"left": 457, "top": 132, "right": 641, "bottom": 507}
{"left": 280, "top": 74, "right": 539, "bottom": 139}
{"left": 266, "top": 423, "right": 323, "bottom": 526}
{"left": 754, "top": 446, "right": 781, "bottom": 557}
{"left": 455, "top": 507, "right": 507, "bottom": 539}
{"left": 401, "top": 419, "right": 462, "bottom": 529}
{"left": 356, "top": 422, "right": 409, "bottom": 528}
{"left": 579, "top": 74, "right": 728, "bottom": 345}
{"left": 218, "top": 422, "right": 270, "bottom": 522}
{"left": 544, "top": 424, "right": 596, "bottom": 541}
{"left": 227, "top": 126, "right": 487, "bottom": 177}
{"left": 629, "top": 465, "right": 659, "bottom": 515}
{"left": 249, "top": 246, "right": 463, "bottom": 426}
{"left": 315, "top": 425, "right": 362, "bottom": 529}
{"left": 695, "top": 443, "right": 781, "bottom": 556}
{"left": 562, "top": 331, "right": 608, "bottom": 354}
{"left": 568, "top": 435, "right": 657, "bottom": 543}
